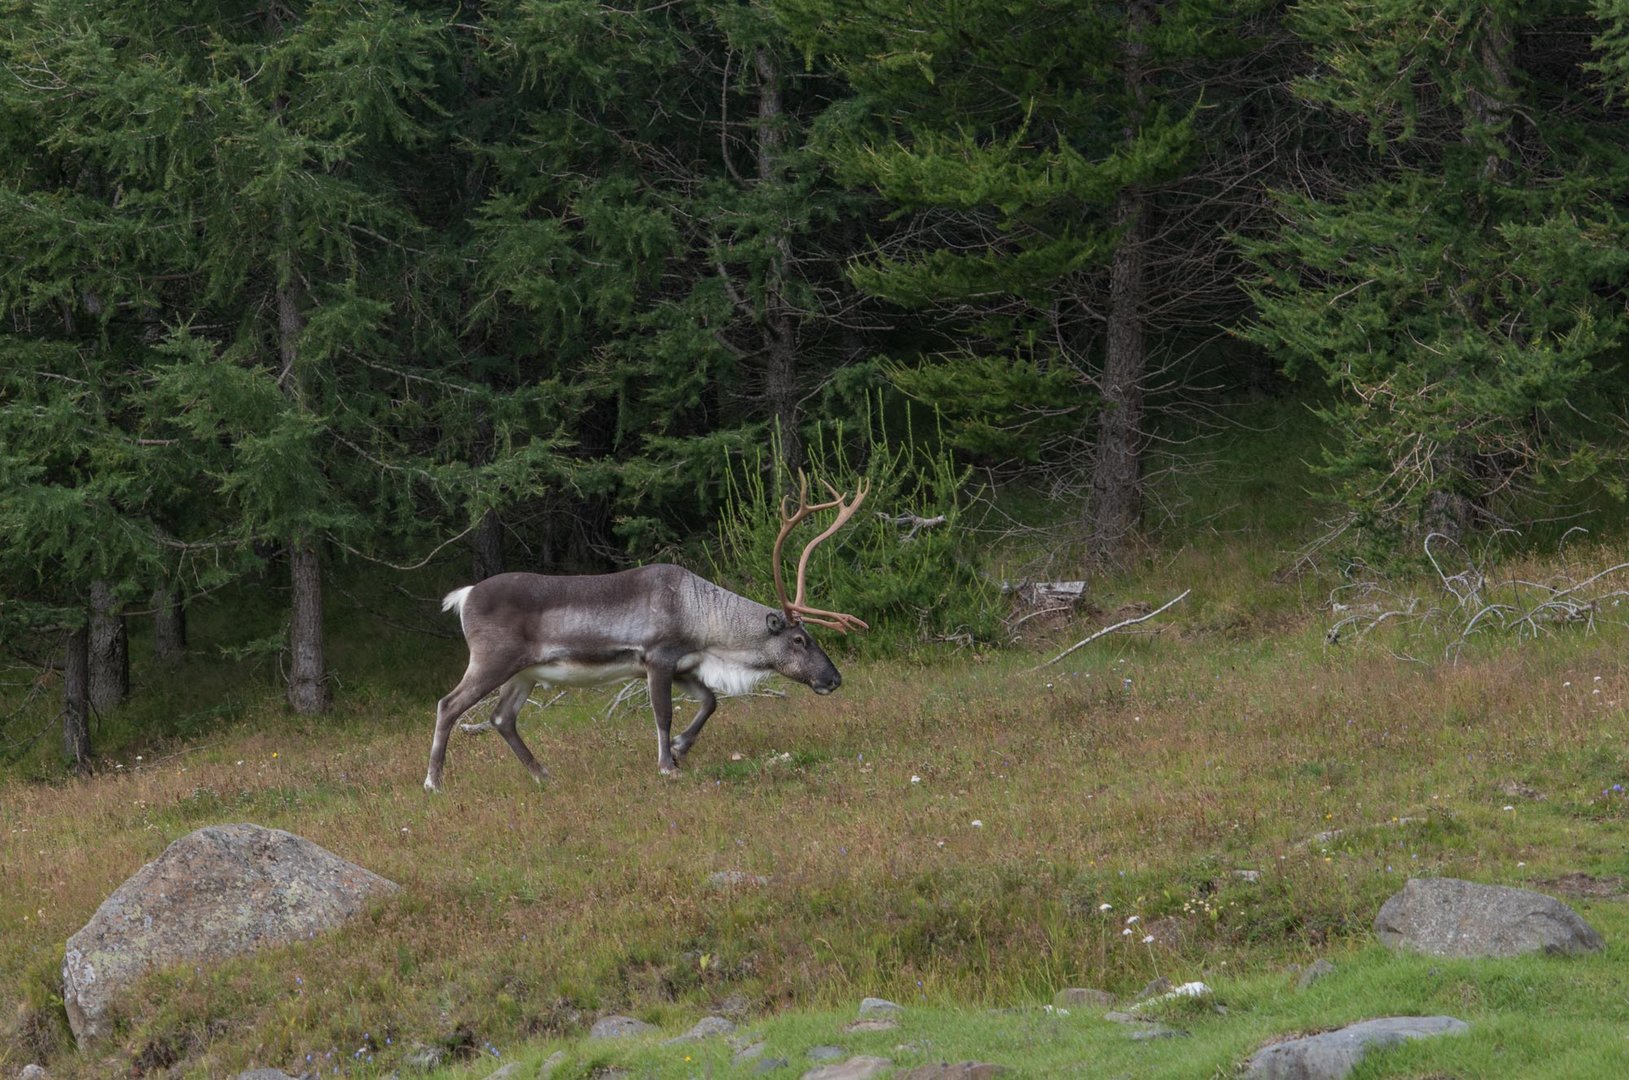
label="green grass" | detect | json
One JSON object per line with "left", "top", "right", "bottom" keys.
{"left": 415, "top": 933, "right": 1629, "bottom": 1079}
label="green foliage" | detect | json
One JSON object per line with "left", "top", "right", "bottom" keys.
{"left": 712, "top": 405, "right": 1000, "bottom": 648}
{"left": 1244, "top": 0, "right": 1629, "bottom": 556}
{"left": 887, "top": 353, "right": 1091, "bottom": 465}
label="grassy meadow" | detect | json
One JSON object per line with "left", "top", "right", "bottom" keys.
{"left": 6, "top": 437, "right": 1629, "bottom": 1077}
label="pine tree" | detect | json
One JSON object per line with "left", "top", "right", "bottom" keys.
{"left": 1244, "top": 1, "right": 1629, "bottom": 553}
{"left": 0, "top": 0, "right": 473, "bottom": 715}
{"left": 779, "top": 0, "right": 1274, "bottom": 561}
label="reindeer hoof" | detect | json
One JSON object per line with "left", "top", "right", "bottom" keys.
{"left": 659, "top": 762, "right": 682, "bottom": 777}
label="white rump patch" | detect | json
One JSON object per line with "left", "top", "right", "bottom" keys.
{"left": 695, "top": 654, "right": 771, "bottom": 697}
{"left": 441, "top": 586, "right": 473, "bottom": 615}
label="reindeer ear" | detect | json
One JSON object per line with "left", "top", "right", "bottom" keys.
{"left": 766, "top": 612, "right": 787, "bottom": 635}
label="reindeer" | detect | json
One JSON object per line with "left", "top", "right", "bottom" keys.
{"left": 425, "top": 477, "right": 870, "bottom": 791}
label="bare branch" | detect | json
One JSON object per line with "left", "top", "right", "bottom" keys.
{"left": 1029, "top": 589, "right": 1191, "bottom": 670}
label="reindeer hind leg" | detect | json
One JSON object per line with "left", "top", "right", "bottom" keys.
{"left": 426, "top": 658, "right": 512, "bottom": 793}
{"left": 490, "top": 676, "right": 550, "bottom": 785}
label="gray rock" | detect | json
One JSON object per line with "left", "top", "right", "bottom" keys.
{"left": 717, "top": 992, "right": 753, "bottom": 1017}
{"left": 61, "top": 823, "right": 398, "bottom": 1046}
{"left": 896, "top": 1064, "right": 1008, "bottom": 1079}
{"left": 858, "top": 997, "right": 903, "bottom": 1018}
{"left": 845, "top": 1018, "right": 898, "bottom": 1033}
{"left": 663, "top": 1015, "right": 736, "bottom": 1044}
{"left": 708, "top": 870, "right": 770, "bottom": 889}
{"left": 1125, "top": 1025, "right": 1186, "bottom": 1041}
{"left": 1375, "top": 877, "right": 1604, "bottom": 957}
{"left": 538, "top": 1050, "right": 567, "bottom": 1077}
{"left": 808, "top": 1045, "right": 846, "bottom": 1061}
{"left": 1053, "top": 987, "right": 1115, "bottom": 1009}
{"left": 1133, "top": 977, "right": 1172, "bottom": 1001}
{"left": 1296, "top": 959, "right": 1336, "bottom": 990}
{"left": 235, "top": 1072, "right": 296, "bottom": 1080}
{"left": 1233, "top": 869, "right": 1262, "bottom": 883}
{"left": 479, "top": 1064, "right": 524, "bottom": 1080}
{"left": 402, "top": 1044, "right": 447, "bottom": 1071}
{"left": 735, "top": 1040, "right": 769, "bottom": 1062}
{"left": 588, "top": 1015, "right": 659, "bottom": 1039}
{"left": 19, "top": 1067, "right": 48, "bottom": 1080}
{"left": 1103, "top": 1011, "right": 1139, "bottom": 1024}
{"left": 1244, "top": 1016, "right": 1469, "bottom": 1079}
{"left": 801, "top": 1057, "right": 893, "bottom": 1080}
{"left": 755, "top": 1059, "right": 790, "bottom": 1075}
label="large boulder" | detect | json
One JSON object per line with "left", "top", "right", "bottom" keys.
{"left": 1244, "top": 1016, "right": 1468, "bottom": 1079}
{"left": 62, "top": 823, "right": 399, "bottom": 1045}
{"left": 1375, "top": 877, "right": 1603, "bottom": 958}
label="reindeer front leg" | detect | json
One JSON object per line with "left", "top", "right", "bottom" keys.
{"left": 647, "top": 660, "right": 681, "bottom": 776}
{"left": 670, "top": 676, "right": 716, "bottom": 763}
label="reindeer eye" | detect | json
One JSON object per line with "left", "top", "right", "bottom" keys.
{"left": 793, "top": 634, "right": 807, "bottom": 647}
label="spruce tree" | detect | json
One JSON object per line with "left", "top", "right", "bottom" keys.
{"left": 779, "top": 0, "right": 1272, "bottom": 561}
{"left": 1244, "top": 1, "right": 1629, "bottom": 552}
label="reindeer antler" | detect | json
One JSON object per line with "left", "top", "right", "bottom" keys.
{"left": 770, "top": 473, "right": 871, "bottom": 633}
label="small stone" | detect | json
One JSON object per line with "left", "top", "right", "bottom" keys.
{"left": 808, "top": 1045, "right": 846, "bottom": 1061}
{"left": 664, "top": 1015, "right": 736, "bottom": 1044}
{"left": 717, "top": 992, "right": 753, "bottom": 1017}
{"left": 858, "top": 997, "right": 903, "bottom": 1018}
{"left": 1244, "top": 1016, "right": 1468, "bottom": 1079}
{"left": 480, "top": 1064, "right": 523, "bottom": 1080}
{"left": 708, "top": 870, "right": 770, "bottom": 889}
{"left": 402, "top": 1045, "right": 447, "bottom": 1072}
{"left": 235, "top": 1072, "right": 295, "bottom": 1080}
{"left": 538, "top": 1050, "right": 567, "bottom": 1078}
{"left": 1129, "top": 981, "right": 1211, "bottom": 1012}
{"left": 19, "top": 1067, "right": 49, "bottom": 1080}
{"left": 1125, "top": 1025, "right": 1185, "bottom": 1041}
{"left": 1053, "top": 988, "right": 1115, "bottom": 1009}
{"left": 1103, "top": 1011, "right": 1139, "bottom": 1024}
{"left": 895, "top": 1064, "right": 1008, "bottom": 1079}
{"left": 588, "top": 1015, "right": 658, "bottom": 1040}
{"left": 755, "top": 1059, "right": 790, "bottom": 1076}
{"left": 1133, "top": 977, "right": 1172, "bottom": 1001}
{"left": 1233, "top": 869, "right": 1262, "bottom": 882}
{"left": 801, "top": 1056, "right": 893, "bottom": 1080}
{"left": 735, "top": 1041, "right": 769, "bottom": 1062}
{"left": 844, "top": 1018, "right": 898, "bottom": 1033}
{"left": 1297, "top": 958, "right": 1336, "bottom": 990}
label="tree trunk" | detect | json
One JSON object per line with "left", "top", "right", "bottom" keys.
{"left": 756, "top": 45, "right": 803, "bottom": 473}
{"left": 152, "top": 584, "right": 187, "bottom": 664}
{"left": 63, "top": 622, "right": 91, "bottom": 773}
{"left": 88, "top": 579, "right": 128, "bottom": 714}
{"left": 276, "top": 263, "right": 329, "bottom": 713}
{"left": 286, "top": 537, "right": 330, "bottom": 714}
{"left": 1088, "top": 186, "right": 1150, "bottom": 559}
{"left": 1085, "top": 0, "right": 1157, "bottom": 562}
{"left": 473, "top": 508, "right": 505, "bottom": 580}
{"left": 1420, "top": 17, "right": 1514, "bottom": 545}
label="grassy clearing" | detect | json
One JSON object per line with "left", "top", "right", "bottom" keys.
{"left": 5, "top": 531, "right": 1629, "bottom": 1077}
